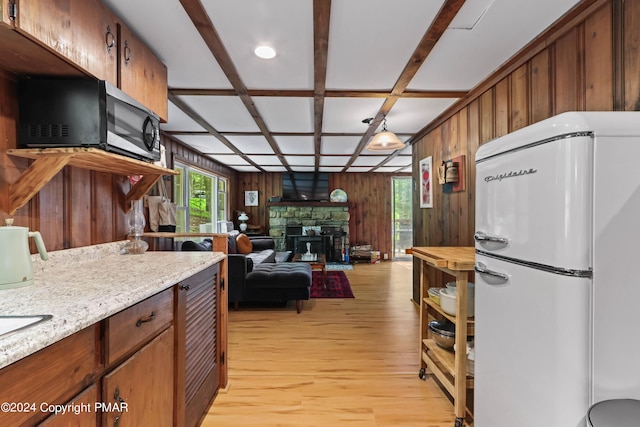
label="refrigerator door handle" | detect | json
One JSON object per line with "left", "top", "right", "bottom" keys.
{"left": 475, "top": 262, "right": 509, "bottom": 285}
{"left": 474, "top": 231, "right": 509, "bottom": 250}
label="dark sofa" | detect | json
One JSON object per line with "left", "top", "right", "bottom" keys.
{"left": 182, "top": 231, "right": 311, "bottom": 312}
{"left": 226, "top": 232, "right": 276, "bottom": 306}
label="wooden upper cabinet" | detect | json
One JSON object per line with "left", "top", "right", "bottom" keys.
{"left": 118, "top": 21, "right": 168, "bottom": 122}
{"left": 13, "top": 0, "right": 118, "bottom": 84}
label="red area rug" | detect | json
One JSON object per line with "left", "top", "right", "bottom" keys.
{"left": 311, "top": 271, "right": 354, "bottom": 298}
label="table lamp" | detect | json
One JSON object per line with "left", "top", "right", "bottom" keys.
{"left": 238, "top": 212, "right": 249, "bottom": 232}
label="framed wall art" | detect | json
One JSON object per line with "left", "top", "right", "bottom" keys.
{"left": 245, "top": 190, "right": 258, "bottom": 206}
{"left": 419, "top": 156, "right": 433, "bottom": 208}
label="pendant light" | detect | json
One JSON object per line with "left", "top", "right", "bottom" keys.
{"left": 365, "top": 117, "right": 405, "bottom": 151}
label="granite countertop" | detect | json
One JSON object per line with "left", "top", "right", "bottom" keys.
{"left": 0, "top": 241, "right": 225, "bottom": 369}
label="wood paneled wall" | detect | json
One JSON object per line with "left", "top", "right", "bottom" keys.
{"left": 411, "top": 0, "right": 634, "bottom": 297}
{"left": 235, "top": 172, "right": 410, "bottom": 258}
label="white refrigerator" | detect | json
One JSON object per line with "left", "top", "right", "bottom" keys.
{"left": 474, "top": 112, "right": 640, "bottom": 427}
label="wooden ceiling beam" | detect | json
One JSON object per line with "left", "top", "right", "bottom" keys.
{"left": 313, "top": 0, "right": 331, "bottom": 170}
{"left": 169, "top": 88, "right": 467, "bottom": 98}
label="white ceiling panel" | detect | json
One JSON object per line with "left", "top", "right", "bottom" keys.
{"left": 409, "top": 0, "right": 582, "bottom": 90}
{"left": 204, "top": 0, "right": 314, "bottom": 90}
{"left": 208, "top": 155, "right": 250, "bottom": 166}
{"left": 179, "top": 96, "right": 260, "bottom": 132}
{"left": 225, "top": 135, "right": 274, "bottom": 154}
{"left": 385, "top": 98, "right": 459, "bottom": 133}
{"left": 275, "top": 136, "right": 314, "bottom": 155}
{"left": 284, "top": 156, "right": 316, "bottom": 166}
{"left": 320, "top": 156, "right": 351, "bottom": 167}
{"left": 262, "top": 166, "right": 289, "bottom": 172}
{"left": 384, "top": 156, "right": 413, "bottom": 167}
{"left": 161, "top": 102, "right": 206, "bottom": 132}
{"left": 323, "top": 98, "right": 386, "bottom": 133}
{"left": 102, "top": 0, "right": 231, "bottom": 89}
{"left": 173, "top": 135, "right": 234, "bottom": 154}
{"left": 290, "top": 166, "right": 317, "bottom": 172}
{"left": 246, "top": 155, "right": 282, "bottom": 165}
{"left": 319, "top": 167, "right": 345, "bottom": 172}
{"left": 321, "top": 136, "right": 361, "bottom": 155}
{"left": 352, "top": 156, "right": 388, "bottom": 167}
{"left": 398, "top": 166, "right": 413, "bottom": 173}
{"left": 448, "top": 0, "right": 496, "bottom": 30}
{"left": 253, "top": 97, "right": 314, "bottom": 132}
{"left": 326, "top": 0, "right": 445, "bottom": 89}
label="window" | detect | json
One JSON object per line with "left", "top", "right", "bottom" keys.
{"left": 392, "top": 177, "right": 413, "bottom": 259}
{"left": 173, "top": 162, "right": 228, "bottom": 233}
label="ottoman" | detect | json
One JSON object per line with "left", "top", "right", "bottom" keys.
{"left": 245, "top": 263, "right": 312, "bottom": 313}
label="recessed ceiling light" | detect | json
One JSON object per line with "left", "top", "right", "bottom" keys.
{"left": 254, "top": 45, "right": 276, "bottom": 59}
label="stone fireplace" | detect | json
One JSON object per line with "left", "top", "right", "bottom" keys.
{"left": 267, "top": 202, "right": 350, "bottom": 260}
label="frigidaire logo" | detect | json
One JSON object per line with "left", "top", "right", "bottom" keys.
{"left": 484, "top": 168, "right": 537, "bottom": 182}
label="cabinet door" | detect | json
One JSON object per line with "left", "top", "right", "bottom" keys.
{"left": 0, "top": 326, "right": 97, "bottom": 426}
{"left": 118, "top": 21, "right": 168, "bottom": 121}
{"left": 176, "top": 264, "right": 221, "bottom": 427}
{"left": 38, "top": 385, "right": 98, "bottom": 427}
{"left": 15, "top": 0, "right": 118, "bottom": 84}
{"left": 102, "top": 327, "right": 174, "bottom": 427}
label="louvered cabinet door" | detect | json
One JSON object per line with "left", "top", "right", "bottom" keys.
{"left": 177, "top": 264, "right": 221, "bottom": 427}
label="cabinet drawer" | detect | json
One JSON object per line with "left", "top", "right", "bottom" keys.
{"left": 105, "top": 288, "right": 173, "bottom": 365}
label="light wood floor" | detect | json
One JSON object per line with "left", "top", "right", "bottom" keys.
{"left": 202, "top": 261, "right": 459, "bottom": 427}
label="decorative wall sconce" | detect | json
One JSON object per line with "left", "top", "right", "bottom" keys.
{"left": 438, "top": 161, "right": 459, "bottom": 184}
{"left": 439, "top": 155, "right": 466, "bottom": 193}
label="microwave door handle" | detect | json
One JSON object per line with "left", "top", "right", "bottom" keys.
{"left": 475, "top": 262, "right": 509, "bottom": 285}
{"left": 474, "top": 231, "right": 509, "bottom": 250}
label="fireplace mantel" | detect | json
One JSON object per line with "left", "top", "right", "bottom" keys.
{"left": 266, "top": 201, "right": 350, "bottom": 208}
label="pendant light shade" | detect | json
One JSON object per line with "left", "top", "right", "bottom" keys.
{"left": 365, "top": 118, "right": 405, "bottom": 151}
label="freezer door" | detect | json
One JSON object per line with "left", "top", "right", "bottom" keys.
{"left": 475, "top": 134, "right": 593, "bottom": 271}
{"left": 474, "top": 254, "right": 590, "bottom": 427}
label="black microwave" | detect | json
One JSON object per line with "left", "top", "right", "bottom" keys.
{"left": 18, "top": 77, "right": 161, "bottom": 162}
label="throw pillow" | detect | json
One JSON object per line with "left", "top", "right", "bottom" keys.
{"left": 236, "top": 233, "right": 253, "bottom": 254}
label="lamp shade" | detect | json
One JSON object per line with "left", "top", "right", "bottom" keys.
{"left": 366, "top": 131, "right": 405, "bottom": 151}
{"left": 238, "top": 212, "right": 249, "bottom": 221}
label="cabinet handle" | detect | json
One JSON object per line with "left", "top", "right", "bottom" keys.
{"left": 123, "top": 41, "right": 132, "bottom": 63}
{"left": 113, "top": 387, "right": 125, "bottom": 427}
{"left": 135, "top": 311, "right": 155, "bottom": 327}
{"left": 105, "top": 26, "right": 115, "bottom": 52}
{"left": 179, "top": 284, "right": 190, "bottom": 291}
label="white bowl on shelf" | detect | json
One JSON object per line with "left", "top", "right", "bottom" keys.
{"left": 439, "top": 288, "right": 475, "bottom": 317}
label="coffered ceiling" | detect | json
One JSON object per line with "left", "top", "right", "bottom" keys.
{"left": 102, "top": 0, "right": 582, "bottom": 173}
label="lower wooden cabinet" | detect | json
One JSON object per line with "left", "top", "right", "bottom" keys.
{"left": 176, "top": 264, "right": 221, "bottom": 427}
{"left": 0, "top": 263, "right": 223, "bottom": 427}
{"left": 102, "top": 327, "right": 174, "bottom": 427}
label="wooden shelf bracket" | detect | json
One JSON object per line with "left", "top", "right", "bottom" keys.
{"left": 5, "top": 148, "right": 178, "bottom": 215}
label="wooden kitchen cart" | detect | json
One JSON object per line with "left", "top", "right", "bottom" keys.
{"left": 411, "top": 247, "right": 475, "bottom": 427}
